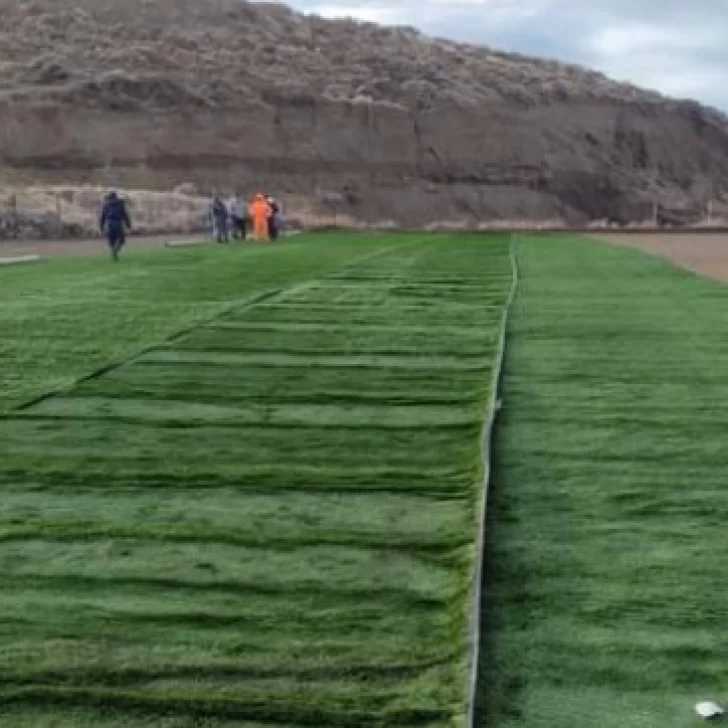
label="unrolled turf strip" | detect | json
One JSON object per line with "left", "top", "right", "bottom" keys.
{"left": 0, "top": 234, "right": 511, "bottom": 726}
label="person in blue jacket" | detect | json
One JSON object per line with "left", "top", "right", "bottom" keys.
{"left": 99, "top": 190, "right": 132, "bottom": 261}
{"left": 211, "top": 195, "right": 230, "bottom": 244}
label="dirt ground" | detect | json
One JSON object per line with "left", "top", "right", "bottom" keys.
{"left": 5, "top": 231, "right": 728, "bottom": 282}
{"left": 0, "top": 234, "right": 203, "bottom": 259}
{"left": 592, "top": 232, "right": 728, "bottom": 283}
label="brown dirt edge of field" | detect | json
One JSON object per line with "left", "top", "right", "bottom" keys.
{"left": 0, "top": 234, "right": 205, "bottom": 259}
{"left": 0, "top": 230, "right": 306, "bottom": 259}
{"left": 591, "top": 232, "right": 728, "bottom": 283}
{"left": 6, "top": 231, "right": 728, "bottom": 282}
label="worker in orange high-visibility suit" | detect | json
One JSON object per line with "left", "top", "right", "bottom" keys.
{"left": 249, "top": 193, "right": 272, "bottom": 242}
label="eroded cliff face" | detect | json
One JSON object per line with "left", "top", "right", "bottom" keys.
{"left": 1, "top": 0, "right": 727, "bottom": 226}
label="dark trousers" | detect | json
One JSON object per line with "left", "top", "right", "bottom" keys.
{"left": 231, "top": 216, "right": 247, "bottom": 239}
{"left": 214, "top": 217, "right": 229, "bottom": 243}
{"left": 107, "top": 225, "right": 125, "bottom": 251}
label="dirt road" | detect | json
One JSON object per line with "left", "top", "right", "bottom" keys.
{"left": 0, "top": 234, "right": 204, "bottom": 259}
{"left": 593, "top": 232, "right": 728, "bottom": 283}
{"left": 6, "top": 231, "right": 728, "bottom": 284}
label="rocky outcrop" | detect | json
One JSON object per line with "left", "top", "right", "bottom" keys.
{"left": 1, "top": 0, "right": 727, "bottom": 227}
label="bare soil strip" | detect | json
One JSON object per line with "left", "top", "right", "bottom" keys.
{"left": 593, "top": 232, "right": 728, "bottom": 283}
{"left": 0, "top": 235, "right": 202, "bottom": 258}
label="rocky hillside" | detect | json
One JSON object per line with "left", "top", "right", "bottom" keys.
{"left": 1, "top": 0, "right": 728, "bottom": 226}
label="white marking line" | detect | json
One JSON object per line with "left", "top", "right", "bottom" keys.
{"left": 164, "top": 240, "right": 207, "bottom": 248}
{"left": 0, "top": 255, "right": 42, "bottom": 266}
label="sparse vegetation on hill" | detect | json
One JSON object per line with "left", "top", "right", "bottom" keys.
{"left": 0, "top": 185, "right": 211, "bottom": 238}
{"left": 0, "top": 0, "right": 666, "bottom": 110}
{"left": 1, "top": 0, "right": 727, "bottom": 228}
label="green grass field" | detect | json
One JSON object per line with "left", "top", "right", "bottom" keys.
{"left": 5, "top": 232, "right": 727, "bottom": 728}
{"left": 0, "top": 235, "right": 405, "bottom": 412}
{"left": 478, "top": 236, "right": 728, "bottom": 728}
{"left": 0, "top": 234, "right": 512, "bottom": 726}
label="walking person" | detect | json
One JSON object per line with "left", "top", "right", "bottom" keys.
{"left": 249, "top": 193, "right": 271, "bottom": 242}
{"left": 211, "top": 195, "right": 229, "bottom": 243}
{"left": 230, "top": 193, "right": 247, "bottom": 241}
{"left": 99, "top": 190, "right": 132, "bottom": 262}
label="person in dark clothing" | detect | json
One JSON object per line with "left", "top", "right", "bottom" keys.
{"left": 211, "top": 195, "right": 230, "bottom": 243}
{"left": 230, "top": 195, "right": 247, "bottom": 241}
{"left": 267, "top": 196, "right": 282, "bottom": 241}
{"left": 100, "top": 190, "right": 132, "bottom": 261}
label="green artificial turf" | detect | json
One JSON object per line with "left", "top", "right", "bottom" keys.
{"left": 0, "top": 234, "right": 406, "bottom": 412}
{"left": 0, "top": 234, "right": 512, "bottom": 726}
{"left": 477, "top": 235, "right": 728, "bottom": 728}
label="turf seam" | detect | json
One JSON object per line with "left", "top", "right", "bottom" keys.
{"left": 465, "top": 234, "right": 520, "bottom": 728}
{"left": 0, "top": 687, "right": 450, "bottom": 727}
{"left": 13, "top": 288, "right": 283, "bottom": 413}
{"left": 6, "top": 414, "right": 482, "bottom": 431}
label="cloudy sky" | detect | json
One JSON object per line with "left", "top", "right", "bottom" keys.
{"left": 287, "top": 0, "right": 728, "bottom": 110}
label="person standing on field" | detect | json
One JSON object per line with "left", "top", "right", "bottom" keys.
{"left": 230, "top": 194, "right": 247, "bottom": 240}
{"left": 211, "top": 195, "right": 229, "bottom": 243}
{"left": 267, "top": 196, "right": 282, "bottom": 241}
{"left": 99, "top": 190, "right": 131, "bottom": 262}
{"left": 249, "top": 193, "right": 271, "bottom": 242}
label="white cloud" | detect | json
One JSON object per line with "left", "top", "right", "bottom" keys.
{"left": 311, "top": 3, "right": 404, "bottom": 24}
{"left": 582, "top": 17, "right": 728, "bottom": 105}
{"left": 586, "top": 22, "right": 725, "bottom": 57}
{"left": 308, "top": 0, "right": 549, "bottom": 27}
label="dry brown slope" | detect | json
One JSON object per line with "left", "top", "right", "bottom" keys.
{"left": 2, "top": 0, "right": 728, "bottom": 226}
